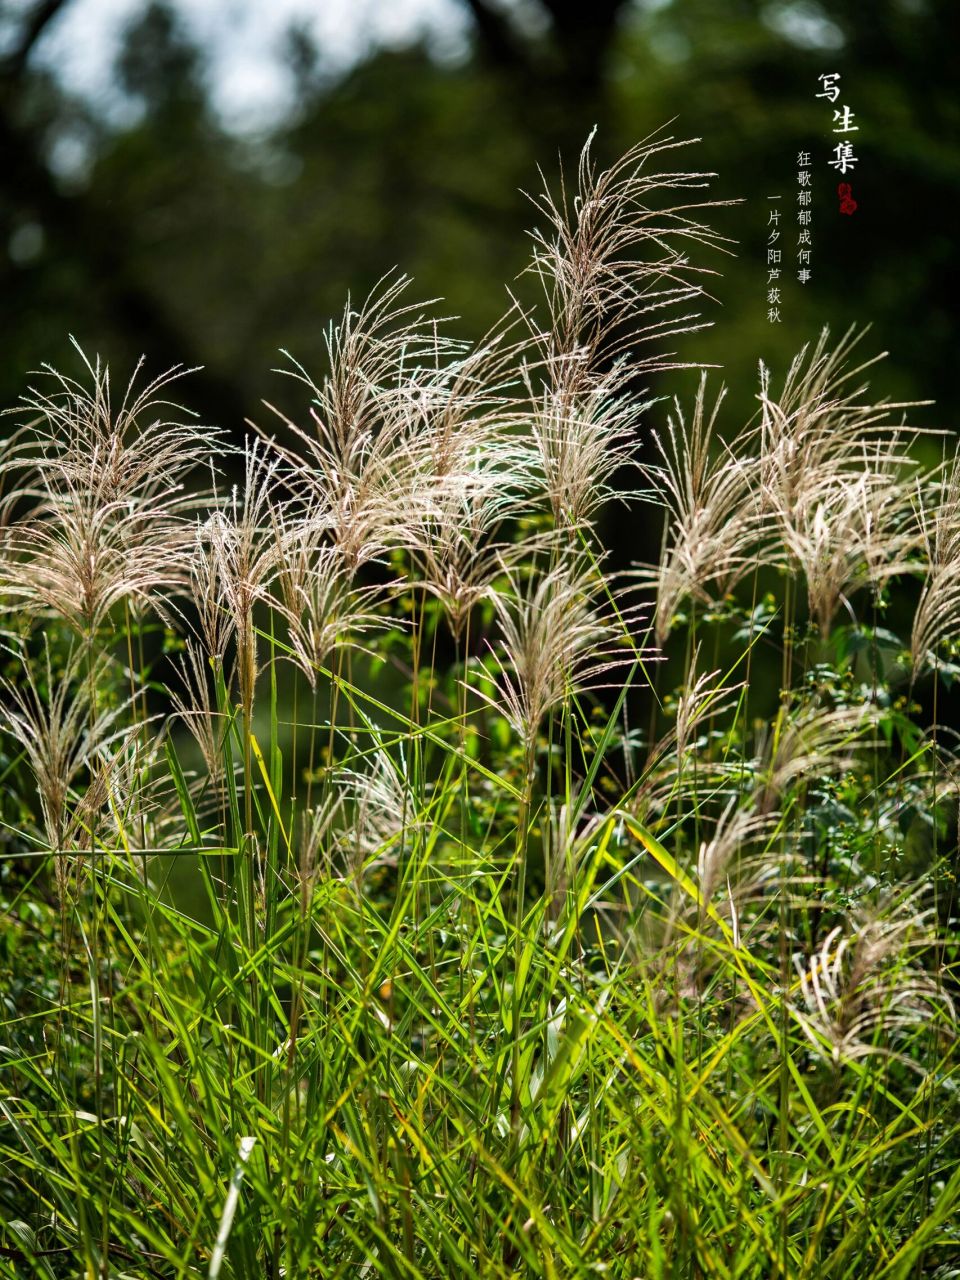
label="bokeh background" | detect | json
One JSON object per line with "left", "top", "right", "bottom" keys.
{"left": 1, "top": 0, "right": 957, "bottom": 468}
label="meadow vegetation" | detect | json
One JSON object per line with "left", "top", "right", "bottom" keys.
{"left": 1, "top": 128, "right": 958, "bottom": 1278}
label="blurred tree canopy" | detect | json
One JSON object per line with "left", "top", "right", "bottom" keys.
{"left": 1, "top": 0, "right": 957, "bottom": 442}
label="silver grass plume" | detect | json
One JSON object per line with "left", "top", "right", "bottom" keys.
{"left": 757, "top": 326, "right": 925, "bottom": 634}
{"left": 525, "top": 125, "right": 735, "bottom": 376}
{"left": 911, "top": 456, "right": 960, "bottom": 672}
{"left": 169, "top": 638, "right": 230, "bottom": 798}
{"left": 333, "top": 748, "right": 416, "bottom": 879}
{"left": 525, "top": 356, "right": 654, "bottom": 530}
{"left": 0, "top": 643, "right": 137, "bottom": 892}
{"left": 754, "top": 702, "right": 876, "bottom": 814}
{"left": 522, "top": 126, "right": 737, "bottom": 533}
{"left": 191, "top": 437, "right": 284, "bottom": 717}
{"left": 791, "top": 898, "right": 954, "bottom": 1068}
{"left": 639, "top": 373, "right": 760, "bottom": 644}
{"left": 482, "top": 554, "right": 636, "bottom": 751}
{"left": 633, "top": 661, "right": 743, "bottom": 822}
{"left": 407, "top": 437, "right": 539, "bottom": 639}
{"left": 270, "top": 508, "right": 391, "bottom": 686}
{"left": 696, "top": 800, "right": 779, "bottom": 908}
{"left": 291, "top": 794, "right": 346, "bottom": 896}
{"left": 262, "top": 275, "right": 473, "bottom": 567}
{"left": 1, "top": 346, "right": 216, "bottom": 636}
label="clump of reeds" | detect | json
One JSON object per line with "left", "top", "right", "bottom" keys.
{"left": 0, "top": 127, "right": 957, "bottom": 1280}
